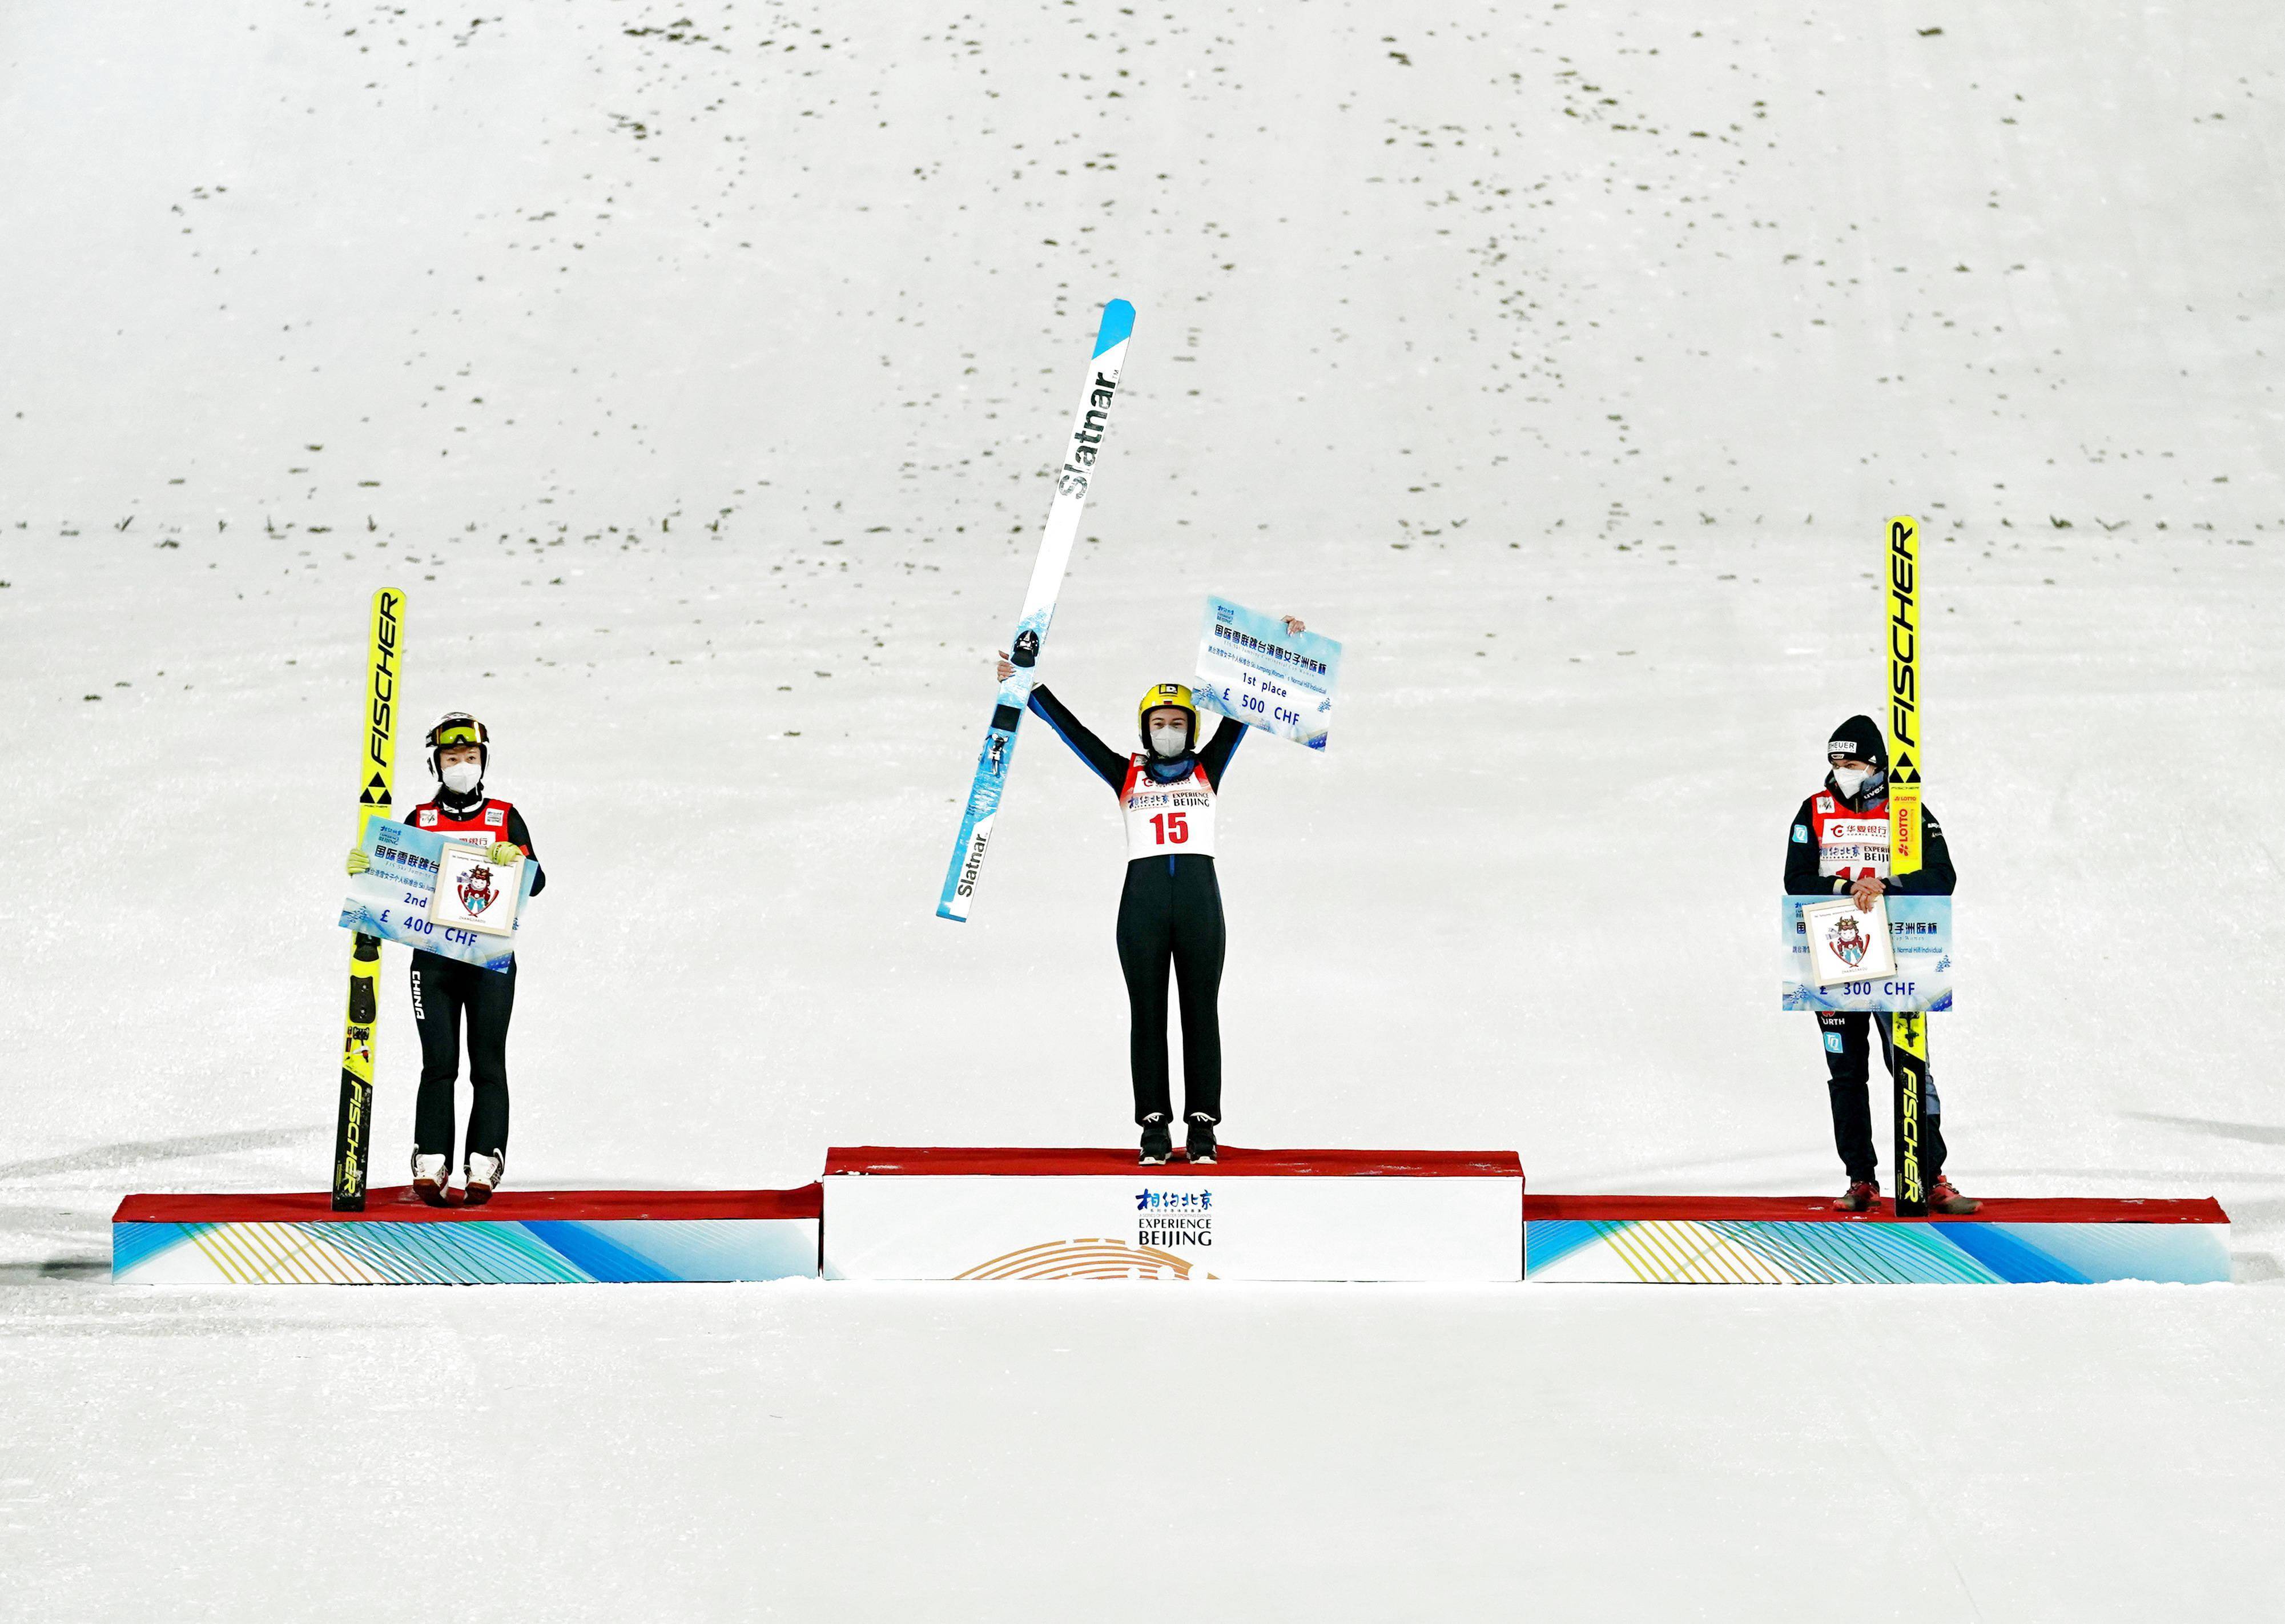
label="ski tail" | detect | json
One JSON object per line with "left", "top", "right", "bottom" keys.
{"left": 333, "top": 586, "right": 404, "bottom": 1211}
{"left": 936, "top": 299, "right": 1136, "bottom": 922}
{"left": 1884, "top": 515, "right": 1929, "bottom": 1216}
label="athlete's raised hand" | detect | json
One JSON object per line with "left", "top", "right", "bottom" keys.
{"left": 1282, "top": 616, "right": 1307, "bottom": 636}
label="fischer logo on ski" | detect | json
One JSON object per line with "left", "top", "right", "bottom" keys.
{"left": 936, "top": 300, "right": 1136, "bottom": 923}
{"left": 1884, "top": 516, "right": 1930, "bottom": 1217}
{"left": 366, "top": 590, "right": 401, "bottom": 800}
{"left": 335, "top": 586, "right": 405, "bottom": 1211}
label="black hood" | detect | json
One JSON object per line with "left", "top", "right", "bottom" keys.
{"left": 1826, "top": 714, "right": 1888, "bottom": 772}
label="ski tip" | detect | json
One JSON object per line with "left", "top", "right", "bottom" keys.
{"left": 935, "top": 903, "right": 969, "bottom": 924}
{"left": 1093, "top": 299, "right": 1135, "bottom": 356}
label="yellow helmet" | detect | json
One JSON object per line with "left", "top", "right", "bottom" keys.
{"left": 1137, "top": 682, "right": 1199, "bottom": 753}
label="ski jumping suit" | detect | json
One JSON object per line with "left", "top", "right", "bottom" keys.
{"left": 1785, "top": 778, "right": 1956, "bottom": 1184}
{"left": 404, "top": 790, "right": 545, "bottom": 1163}
{"left": 1028, "top": 685, "right": 1245, "bottom": 1127}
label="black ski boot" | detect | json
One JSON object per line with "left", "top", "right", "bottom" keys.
{"left": 1185, "top": 1116, "right": 1218, "bottom": 1165}
{"left": 1139, "top": 1116, "right": 1173, "bottom": 1165}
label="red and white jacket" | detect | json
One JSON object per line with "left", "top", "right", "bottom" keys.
{"left": 1784, "top": 784, "right": 1954, "bottom": 895}
{"left": 405, "top": 794, "right": 548, "bottom": 896}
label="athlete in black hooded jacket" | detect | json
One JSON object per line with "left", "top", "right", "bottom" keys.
{"left": 1785, "top": 714, "right": 1977, "bottom": 1213}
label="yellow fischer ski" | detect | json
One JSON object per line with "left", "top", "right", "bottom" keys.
{"left": 1884, "top": 518, "right": 1930, "bottom": 1217}
{"left": 332, "top": 587, "right": 404, "bottom": 1211}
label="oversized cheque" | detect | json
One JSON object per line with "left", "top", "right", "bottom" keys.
{"left": 337, "top": 817, "right": 535, "bottom": 972}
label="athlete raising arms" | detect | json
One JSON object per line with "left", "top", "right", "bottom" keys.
{"left": 999, "top": 618, "right": 1301, "bottom": 1165}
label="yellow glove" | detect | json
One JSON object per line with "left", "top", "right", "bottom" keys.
{"left": 345, "top": 847, "right": 371, "bottom": 877}
{"left": 486, "top": 841, "right": 522, "bottom": 866}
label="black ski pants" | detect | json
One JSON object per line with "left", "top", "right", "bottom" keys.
{"left": 411, "top": 950, "right": 515, "bottom": 1161}
{"left": 1116, "top": 854, "right": 1225, "bottom": 1127}
{"left": 1817, "top": 1010, "right": 1948, "bottom": 1184}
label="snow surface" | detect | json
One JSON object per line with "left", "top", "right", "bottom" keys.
{"left": 4, "top": 1, "right": 2283, "bottom": 1617}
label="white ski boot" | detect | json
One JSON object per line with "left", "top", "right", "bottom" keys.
{"left": 464, "top": 1149, "right": 504, "bottom": 1207}
{"left": 412, "top": 1151, "right": 451, "bottom": 1207}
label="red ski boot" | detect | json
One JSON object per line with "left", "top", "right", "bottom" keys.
{"left": 1928, "top": 1175, "right": 1981, "bottom": 1215}
{"left": 1834, "top": 1180, "right": 1880, "bottom": 1213}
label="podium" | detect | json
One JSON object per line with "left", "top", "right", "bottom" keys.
{"left": 820, "top": 1147, "right": 1524, "bottom": 1282}
{"left": 110, "top": 1160, "right": 2230, "bottom": 1288}
{"left": 111, "top": 1187, "right": 820, "bottom": 1284}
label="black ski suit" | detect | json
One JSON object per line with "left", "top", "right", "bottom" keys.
{"left": 1785, "top": 776, "right": 1956, "bottom": 1184}
{"left": 1029, "top": 685, "right": 1244, "bottom": 1127}
{"left": 405, "top": 789, "right": 545, "bottom": 1163}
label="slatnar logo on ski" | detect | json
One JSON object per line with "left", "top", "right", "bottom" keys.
{"left": 956, "top": 829, "right": 991, "bottom": 898}
{"left": 1056, "top": 372, "right": 1118, "bottom": 496}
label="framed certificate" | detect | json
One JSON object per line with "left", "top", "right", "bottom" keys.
{"left": 1799, "top": 895, "right": 1895, "bottom": 988}
{"left": 431, "top": 842, "right": 523, "bottom": 938}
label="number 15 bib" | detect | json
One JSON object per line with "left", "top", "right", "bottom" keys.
{"left": 1121, "top": 757, "right": 1218, "bottom": 859}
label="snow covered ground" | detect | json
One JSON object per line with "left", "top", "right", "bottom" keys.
{"left": 4, "top": 1, "right": 2283, "bottom": 1617}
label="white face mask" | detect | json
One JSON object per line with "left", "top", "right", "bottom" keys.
{"left": 1831, "top": 765, "right": 1881, "bottom": 799}
{"left": 441, "top": 759, "right": 484, "bottom": 794}
{"left": 1149, "top": 723, "right": 1189, "bottom": 759}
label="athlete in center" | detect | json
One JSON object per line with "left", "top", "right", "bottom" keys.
{"left": 997, "top": 620, "right": 1302, "bottom": 1165}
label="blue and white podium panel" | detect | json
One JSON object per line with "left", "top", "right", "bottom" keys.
{"left": 820, "top": 1147, "right": 1524, "bottom": 1282}
{"left": 113, "top": 1187, "right": 822, "bottom": 1284}
{"left": 1524, "top": 1196, "right": 2231, "bottom": 1285}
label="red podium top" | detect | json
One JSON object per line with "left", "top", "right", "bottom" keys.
{"left": 822, "top": 1147, "right": 1523, "bottom": 1179}
{"left": 113, "top": 1185, "right": 824, "bottom": 1224}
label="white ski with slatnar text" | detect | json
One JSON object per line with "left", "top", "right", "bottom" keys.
{"left": 936, "top": 299, "right": 1136, "bottom": 922}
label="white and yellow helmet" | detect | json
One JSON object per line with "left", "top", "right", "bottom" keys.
{"left": 1136, "top": 683, "right": 1198, "bottom": 755}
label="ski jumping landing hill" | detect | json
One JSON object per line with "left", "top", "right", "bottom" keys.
{"left": 114, "top": 1150, "right": 2229, "bottom": 1287}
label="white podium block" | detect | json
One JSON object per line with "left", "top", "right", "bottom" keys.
{"left": 821, "top": 1147, "right": 1523, "bottom": 1282}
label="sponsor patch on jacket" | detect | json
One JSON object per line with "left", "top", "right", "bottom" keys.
{"left": 1792, "top": 825, "right": 1809, "bottom": 844}
{"left": 485, "top": 807, "right": 506, "bottom": 827}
